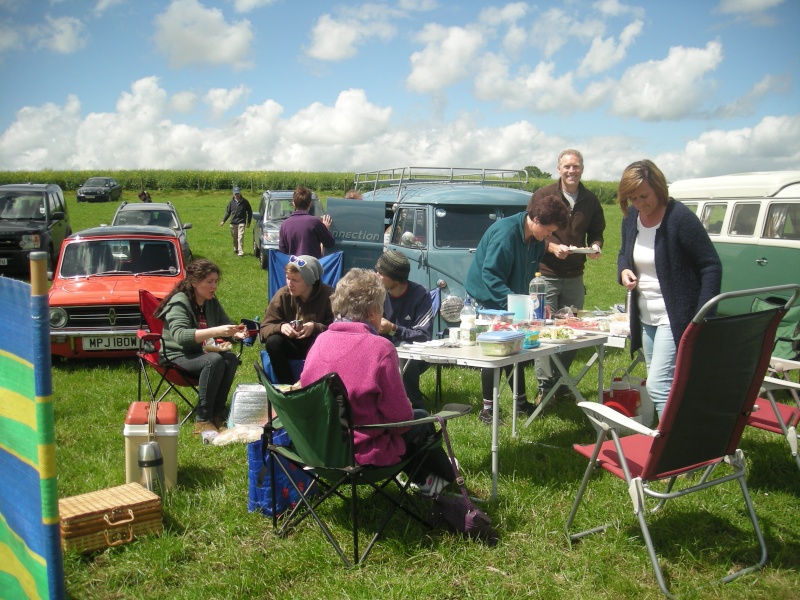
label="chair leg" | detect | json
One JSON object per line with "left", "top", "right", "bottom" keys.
{"left": 565, "top": 429, "right": 609, "bottom": 542}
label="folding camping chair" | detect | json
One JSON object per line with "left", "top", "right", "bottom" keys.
{"left": 254, "top": 360, "right": 471, "bottom": 567}
{"left": 266, "top": 250, "right": 343, "bottom": 301}
{"left": 137, "top": 289, "right": 199, "bottom": 425}
{"left": 565, "top": 284, "right": 799, "bottom": 598}
{"left": 748, "top": 373, "right": 800, "bottom": 474}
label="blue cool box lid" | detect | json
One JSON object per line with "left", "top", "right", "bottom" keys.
{"left": 477, "top": 331, "right": 526, "bottom": 342}
{"left": 477, "top": 309, "right": 515, "bottom": 318}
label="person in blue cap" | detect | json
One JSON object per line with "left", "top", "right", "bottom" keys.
{"left": 219, "top": 186, "right": 252, "bottom": 256}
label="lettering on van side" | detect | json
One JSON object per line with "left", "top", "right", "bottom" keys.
{"left": 333, "top": 230, "right": 381, "bottom": 241}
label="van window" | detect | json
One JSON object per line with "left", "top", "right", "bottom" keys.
{"left": 700, "top": 203, "right": 727, "bottom": 235}
{"left": 765, "top": 202, "right": 800, "bottom": 240}
{"left": 393, "top": 208, "right": 427, "bottom": 247}
{"left": 682, "top": 202, "right": 698, "bottom": 214}
{"left": 434, "top": 206, "right": 500, "bottom": 249}
{"left": 729, "top": 203, "right": 759, "bottom": 236}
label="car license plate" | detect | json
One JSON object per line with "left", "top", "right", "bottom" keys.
{"left": 0, "top": 258, "right": 7, "bottom": 266}
{"left": 84, "top": 335, "right": 137, "bottom": 351}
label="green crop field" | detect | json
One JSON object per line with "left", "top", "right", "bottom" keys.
{"left": 36, "top": 186, "right": 800, "bottom": 599}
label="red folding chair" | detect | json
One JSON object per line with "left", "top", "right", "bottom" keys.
{"left": 137, "top": 289, "right": 199, "bottom": 425}
{"left": 565, "top": 284, "right": 799, "bottom": 597}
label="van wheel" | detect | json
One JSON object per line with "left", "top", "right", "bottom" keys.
{"left": 260, "top": 249, "right": 268, "bottom": 270}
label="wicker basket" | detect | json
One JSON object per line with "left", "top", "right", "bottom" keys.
{"left": 59, "top": 482, "right": 162, "bottom": 553}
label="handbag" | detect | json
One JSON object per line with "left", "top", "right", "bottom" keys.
{"left": 429, "top": 416, "right": 499, "bottom": 546}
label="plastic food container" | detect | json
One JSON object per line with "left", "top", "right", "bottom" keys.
{"left": 477, "top": 309, "right": 515, "bottom": 324}
{"left": 477, "top": 330, "right": 526, "bottom": 356}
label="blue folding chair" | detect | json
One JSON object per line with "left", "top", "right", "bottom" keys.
{"left": 267, "top": 250, "right": 343, "bottom": 300}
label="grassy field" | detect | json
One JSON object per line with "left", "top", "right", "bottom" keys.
{"left": 51, "top": 190, "right": 800, "bottom": 599}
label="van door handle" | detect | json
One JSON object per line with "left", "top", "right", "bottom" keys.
{"left": 756, "top": 258, "right": 768, "bottom": 266}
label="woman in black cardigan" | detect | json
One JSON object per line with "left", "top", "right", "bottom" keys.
{"left": 617, "top": 160, "right": 722, "bottom": 421}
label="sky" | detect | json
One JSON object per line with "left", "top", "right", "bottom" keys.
{"left": 0, "top": 0, "right": 797, "bottom": 182}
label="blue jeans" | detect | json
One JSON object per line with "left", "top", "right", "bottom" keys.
{"left": 641, "top": 323, "right": 677, "bottom": 420}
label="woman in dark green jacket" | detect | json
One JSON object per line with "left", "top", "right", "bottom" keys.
{"left": 156, "top": 259, "right": 247, "bottom": 436}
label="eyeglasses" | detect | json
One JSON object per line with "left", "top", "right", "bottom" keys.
{"left": 289, "top": 255, "right": 307, "bottom": 267}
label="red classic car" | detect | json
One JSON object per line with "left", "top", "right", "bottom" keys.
{"left": 49, "top": 225, "right": 187, "bottom": 358}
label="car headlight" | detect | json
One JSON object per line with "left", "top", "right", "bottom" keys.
{"left": 50, "top": 307, "right": 68, "bottom": 328}
{"left": 20, "top": 235, "right": 41, "bottom": 249}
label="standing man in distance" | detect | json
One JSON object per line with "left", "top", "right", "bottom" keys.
{"left": 279, "top": 187, "right": 335, "bottom": 259}
{"left": 532, "top": 149, "right": 606, "bottom": 402}
{"left": 219, "top": 186, "right": 253, "bottom": 257}
{"left": 374, "top": 250, "right": 434, "bottom": 411}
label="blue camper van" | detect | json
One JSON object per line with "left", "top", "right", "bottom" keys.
{"left": 326, "top": 167, "right": 532, "bottom": 331}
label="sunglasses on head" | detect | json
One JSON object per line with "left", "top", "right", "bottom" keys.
{"left": 289, "top": 255, "right": 307, "bottom": 267}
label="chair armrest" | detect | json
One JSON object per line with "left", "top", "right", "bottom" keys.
{"left": 576, "top": 401, "right": 659, "bottom": 437}
{"left": 761, "top": 375, "right": 800, "bottom": 393}
{"left": 356, "top": 403, "right": 472, "bottom": 430}
{"left": 769, "top": 357, "right": 800, "bottom": 375}
{"left": 137, "top": 330, "right": 160, "bottom": 341}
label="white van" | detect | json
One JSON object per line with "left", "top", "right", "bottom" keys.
{"left": 669, "top": 171, "right": 800, "bottom": 314}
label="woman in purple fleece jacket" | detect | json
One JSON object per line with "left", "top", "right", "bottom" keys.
{"left": 301, "top": 268, "right": 455, "bottom": 494}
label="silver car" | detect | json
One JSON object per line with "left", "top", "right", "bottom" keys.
{"left": 252, "top": 189, "right": 324, "bottom": 269}
{"left": 111, "top": 201, "right": 193, "bottom": 262}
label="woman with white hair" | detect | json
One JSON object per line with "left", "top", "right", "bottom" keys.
{"left": 300, "top": 268, "right": 456, "bottom": 496}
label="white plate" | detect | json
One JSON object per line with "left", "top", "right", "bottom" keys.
{"left": 568, "top": 247, "right": 600, "bottom": 254}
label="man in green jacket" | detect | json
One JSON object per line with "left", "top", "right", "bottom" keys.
{"left": 465, "top": 195, "right": 568, "bottom": 424}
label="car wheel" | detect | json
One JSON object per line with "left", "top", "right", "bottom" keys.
{"left": 260, "top": 248, "right": 268, "bottom": 270}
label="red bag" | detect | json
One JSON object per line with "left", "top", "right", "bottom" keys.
{"left": 602, "top": 369, "right": 641, "bottom": 418}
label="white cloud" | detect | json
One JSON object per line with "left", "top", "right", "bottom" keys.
{"left": 577, "top": 19, "right": 642, "bottom": 77}
{"left": 611, "top": 40, "right": 724, "bottom": 120}
{"left": 33, "top": 15, "right": 87, "bottom": 54}
{"left": 479, "top": 2, "right": 528, "bottom": 26}
{"left": 474, "top": 53, "right": 612, "bottom": 113}
{"left": 170, "top": 91, "right": 198, "bottom": 113}
{"left": 154, "top": 0, "right": 254, "bottom": 70}
{"left": 0, "top": 22, "right": 22, "bottom": 55}
{"left": 396, "top": 0, "right": 438, "bottom": 10}
{"left": 656, "top": 114, "right": 800, "bottom": 179}
{"left": 93, "top": 0, "right": 125, "bottom": 17}
{"left": 233, "top": 0, "right": 280, "bottom": 13}
{"left": 716, "top": 0, "right": 784, "bottom": 15}
{"left": 529, "top": 8, "right": 604, "bottom": 58}
{"left": 593, "top": 0, "right": 645, "bottom": 19}
{"left": 0, "top": 76, "right": 796, "bottom": 182}
{"left": 406, "top": 24, "right": 484, "bottom": 93}
{"left": 205, "top": 85, "right": 251, "bottom": 117}
{"left": 306, "top": 7, "right": 397, "bottom": 62}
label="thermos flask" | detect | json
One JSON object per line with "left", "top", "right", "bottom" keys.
{"left": 138, "top": 440, "right": 165, "bottom": 496}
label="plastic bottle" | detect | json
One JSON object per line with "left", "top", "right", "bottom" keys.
{"left": 459, "top": 297, "right": 477, "bottom": 346}
{"left": 529, "top": 272, "right": 546, "bottom": 320}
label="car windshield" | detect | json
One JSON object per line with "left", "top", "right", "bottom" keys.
{"left": 266, "top": 198, "right": 322, "bottom": 220}
{"left": 84, "top": 178, "right": 108, "bottom": 187}
{"left": 59, "top": 239, "right": 179, "bottom": 277}
{"left": 113, "top": 209, "right": 178, "bottom": 229}
{"left": 0, "top": 192, "right": 47, "bottom": 221}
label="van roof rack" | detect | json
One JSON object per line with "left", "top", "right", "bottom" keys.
{"left": 354, "top": 166, "right": 528, "bottom": 194}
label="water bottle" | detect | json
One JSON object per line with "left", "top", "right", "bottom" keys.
{"left": 529, "top": 272, "right": 546, "bottom": 320}
{"left": 138, "top": 441, "right": 165, "bottom": 497}
{"left": 459, "top": 297, "right": 477, "bottom": 346}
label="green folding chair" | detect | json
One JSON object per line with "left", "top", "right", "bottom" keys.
{"left": 253, "top": 361, "right": 471, "bottom": 566}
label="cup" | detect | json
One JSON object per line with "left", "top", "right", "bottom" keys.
{"left": 507, "top": 294, "right": 532, "bottom": 322}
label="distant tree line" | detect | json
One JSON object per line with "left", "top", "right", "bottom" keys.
{"left": 0, "top": 168, "right": 620, "bottom": 204}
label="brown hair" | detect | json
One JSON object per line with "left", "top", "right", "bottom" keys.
{"left": 527, "top": 193, "right": 569, "bottom": 229}
{"left": 617, "top": 159, "right": 670, "bottom": 214}
{"left": 156, "top": 259, "right": 220, "bottom": 315}
{"left": 293, "top": 187, "right": 313, "bottom": 210}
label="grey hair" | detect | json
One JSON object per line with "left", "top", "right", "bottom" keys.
{"left": 331, "top": 268, "right": 386, "bottom": 323}
{"left": 558, "top": 149, "right": 584, "bottom": 166}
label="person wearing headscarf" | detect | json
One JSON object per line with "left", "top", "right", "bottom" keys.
{"left": 259, "top": 254, "right": 335, "bottom": 383}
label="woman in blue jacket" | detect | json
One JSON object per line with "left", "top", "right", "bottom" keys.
{"left": 617, "top": 160, "right": 722, "bottom": 421}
